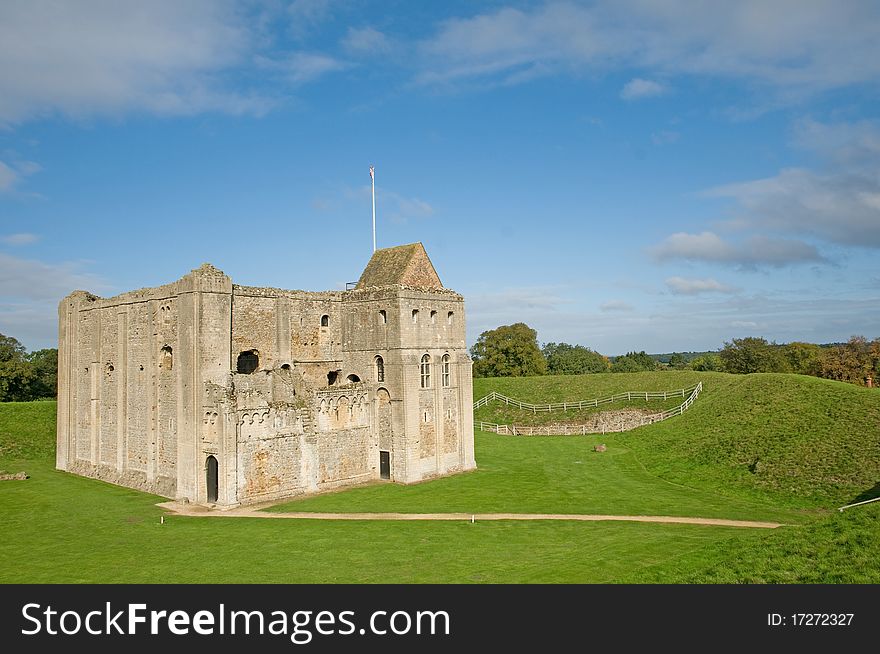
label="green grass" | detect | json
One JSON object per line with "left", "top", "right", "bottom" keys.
{"left": 2, "top": 370, "right": 879, "bottom": 584}
{"left": 0, "top": 400, "right": 55, "bottom": 460}
{"left": 618, "top": 502, "right": 880, "bottom": 584}
{"left": 268, "top": 431, "right": 800, "bottom": 523}
{"left": 0, "top": 455, "right": 764, "bottom": 583}
{"left": 474, "top": 372, "right": 880, "bottom": 509}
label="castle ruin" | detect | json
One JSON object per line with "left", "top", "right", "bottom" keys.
{"left": 55, "top": 243, "right": 476, "bottom": 506}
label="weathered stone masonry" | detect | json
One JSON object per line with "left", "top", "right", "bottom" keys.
{"left": 56, "top": 243, "right": 476, "bottom": 506}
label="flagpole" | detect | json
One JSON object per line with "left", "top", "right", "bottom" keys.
{"left": 370, "top": 165, "right": 376, "bottom": 252}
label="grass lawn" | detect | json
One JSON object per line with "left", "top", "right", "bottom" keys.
{"left": 0, "top": 456, "right": 766, "bottom": 584}
{"left": 268, "top": 430, "right": 802, "bottom": 523}
{"left": 2, "top": 370, "right": 879, "bottom": 584}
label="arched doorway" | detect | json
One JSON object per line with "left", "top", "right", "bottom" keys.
{"left": 206, "top": 456, "right": 218, "bottom": 503}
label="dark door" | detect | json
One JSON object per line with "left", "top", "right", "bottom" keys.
{"left": 379, "top": 451, "right": 390, "bottom": 480}
{"left": 206, "top": 456, "right": 218, "bottom": 503}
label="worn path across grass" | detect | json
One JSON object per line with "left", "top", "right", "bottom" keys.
{"left": 159, "top": 501, "right": 785, "bottom": 528}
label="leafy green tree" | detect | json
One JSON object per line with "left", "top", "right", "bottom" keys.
{"left": 27, "top": 348, "right": 58, "bottom": 399}
{"left": 0, "top": 359, "right": 35, "bottom": 401}
{"left": 689, "top": 354, "right": 722, "bottom": 371}
{"left": 470, "top": 323, "right": 547, "bottom": 378}
{"left": 719, "top": 337, "right": 789, "bottom": 374}
{"left": 667, "top": 353, "right": 688, "bottom": 370}
{"left": 0, "top": 333, "right": 27, "bottom": 363}
{"left": 782, "top": 342, "right": 823, "bottom": 377}
{"left": 0, "top": 334, "right": 59, "bottom": 401}
{"left": 611, "top": 351, "right": 659, "bottom": 373}
{"left": 542, "top": 342, "right": 610, "bottom": 375}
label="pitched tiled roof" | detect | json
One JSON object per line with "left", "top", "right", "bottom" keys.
{"left": 356, "top": 242, "right": 443, "bottom": 289}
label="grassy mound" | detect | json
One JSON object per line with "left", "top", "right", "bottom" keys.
{"left": 619, "top": 502, "right": 880, "bottom": 584}
{"left": 0, "top": 400, "right": 56, "bottom": 461}
{"left": 473, "top": 372, "right": 880, "bottom": 508}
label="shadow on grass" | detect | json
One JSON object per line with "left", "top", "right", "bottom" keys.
{"left": 848, "top": 481, "right": 880, "bottom": 504}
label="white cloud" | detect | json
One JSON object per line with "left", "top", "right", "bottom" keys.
{"left": 0, "top": 1, "right": 271, "bottom": 124}
{"left": 288, "top": 0, "right": 334, "bottom": 38}
{"left": 731, "top": 320, "right": 758, "bottom": 329}
{"left": 0, "top": 158, "right": 42, "bottom": 192}
{"left": 0, "top": 161, "right": 17, "bottom": 191}
{"left": 665, "top": 277, "right": 738, "bottom": 295}
{"left": 256, "top": 52, "right": 346, "bottom": 84}
{"left": 342, "top": 27, "right": 392, "bottom": 54}
{"left": 600, "top": 300, "right": 634, "bottom": 312}
{"left": 0, "top": 253, "right": 110, "bottom": 348}
{"left": 417, "top": 1, "right": 880, "bottom": 96}
{"left": 343, "top": 185, "right": 435, "bottom": 225}
{"left": 1, "top": 233, "right": 39, "bottom": 246}
{"left": 651, "top": 231, "right": 825, "bottom": 267}
{"left": 621, "top": 78, "right": 665, "bottom": 100}
{"left": 703, "top": 119, "right": 880, "bottom": 248}
{"left": 0, "top": 253, "right": 106, "bottom": 300}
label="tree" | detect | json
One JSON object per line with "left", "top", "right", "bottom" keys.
{"left": 470, "top": 323, "right": 547, "bottom": 378}
{"left": 542, "top": 342, "right": 610, "bottom": 375}
{"left": 611, "top": 351, "right": 659, "bottom": 373}
{"left": 0, "top": 333, "right": 26, "bottom": 363}
{"left": 782, "top": 342, "right": 823, "bottom": 377}
{"left": 0, "top": 333, "right": 59, "bottom": 401}
{"left": 689, "top": 354, "right": 722, "bottom": 372}
{"left": 27, "top": 349, "right": 58, "bottom": 399}
{"left": 667, "top": 353, "right": 688, "bottom": 370}
{"left": 718, "top": 337, "right": 788, "bottom": 374}
{"left": 821, "top": 336, "right": 873, "bottom": 384}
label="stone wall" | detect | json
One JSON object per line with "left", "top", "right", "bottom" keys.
{"left": 58, "top": 258, "right": 476, "bottom": 507}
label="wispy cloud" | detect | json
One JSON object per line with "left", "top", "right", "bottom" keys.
{"left": 0, "top": 158, "right": 41, "bottom": 192}
{"left": 665, "top": 276, "right": 738, "bottom": 295}
{"left": 600, "top": 299, "right": 634, "bottom": 312}
{"left": 621, "top": 78, "right": 665, "bottom": 100}
{"left": 342, "top": 27, "right": 392, "bottom": 55}
{"left": 705, "top": 118, "right": 880, "bottom": 248}
{"left": 0, "top": 1, "right": 271, "bottom": 124}
{"left": 0, "top": 252, "right": 111, "bottom": 348}
{"left": 1, "top": 233, "right": 39, "bottom": 246}
{"left": 256, "top": 52, "right": 346, "bottom": 84}
{"left": 651, "top": 130, "right": 680, "bottom": 146}
{"left": 416, "top": 1, "right": 880, "bottom": 98}
{"left": 651, "top": 231, "right": 825, "bottom": 267}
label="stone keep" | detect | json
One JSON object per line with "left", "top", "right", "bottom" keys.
{"left": 56, "top": 243, "right": 476, "bottom": 506}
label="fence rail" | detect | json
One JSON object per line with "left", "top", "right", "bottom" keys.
{"left": 474, "top": 382, "right": 702, "bottom": 436}
{"left": 473, "top": 384, "right": 699, "bottom": 412}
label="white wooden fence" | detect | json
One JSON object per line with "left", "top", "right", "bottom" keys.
{"left": 474, "top": 382, "right": 703, "bottom": 436}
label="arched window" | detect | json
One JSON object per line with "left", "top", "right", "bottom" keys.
{"left": 378, "top": 310, "right": 387, "bottom": 324}
{"left": 320, "top": 314, "right": 329, "bottom": 327}
{"left": 430, "top": 310, "right": 437, "bottom": 324}
{"left": 346, "top": 374, "right": 361, "bottom": 383}
{"left": 412, "top": 309, "right": 419, "bottom": 324}
{"left": 420, "top": 354, "right": 431, "bottom": 388}
{"left": 375, "top": 356, "right": 385, "bottom": 382}
{"left": 160, "top": 345, "right": 173, "bottom": 371}
{"left": 442, "top": 354, "right": 451, "bottom": 387}
{"left": 447, "top": 311, "right": 454, "bottom": 325}
{"left": 237, "top": 350, "right": 259, "bottom": 374}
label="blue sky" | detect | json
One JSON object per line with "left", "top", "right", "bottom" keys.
{"left": 2, "top": 0, "right": 879, "bottom": 355}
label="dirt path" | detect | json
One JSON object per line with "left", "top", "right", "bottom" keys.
{"left": 156, "top": 502, "right": 784, "bottom": 529}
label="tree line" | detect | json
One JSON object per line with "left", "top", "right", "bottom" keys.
{"left": 470, "top": 323, "right": 880, "bottom": 386}
{"left": 3, "top": 325, "right": 878, "bottom": 402}
{"left": 0, "top": 333, "right": 58, "bottom": 402}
